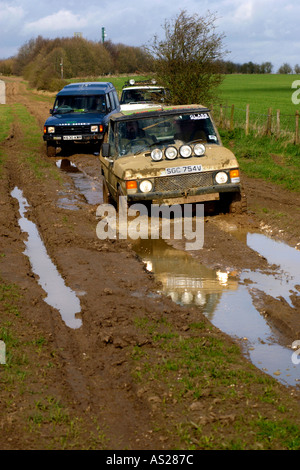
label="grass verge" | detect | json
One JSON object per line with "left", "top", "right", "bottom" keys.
{"left": 0, "top": 277, "right": 109, "bottom": 449}
{"left": 220, "top": 127, "right": 300, "bottom": 192}
{"left": 131, "top": 315, "right": 300, "bottom": 449}
{"left": 0, "top": 105, "right": 13, "bottom": 176}
{"left": 11, "top": 103, "right": 62, "bottom": 181}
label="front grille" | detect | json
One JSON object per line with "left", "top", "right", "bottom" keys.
{"left": 56, "top": 125, "right": 91, "bottom": 135}
{"left": 155, "top": 171, "right": 214, "bottom": 192}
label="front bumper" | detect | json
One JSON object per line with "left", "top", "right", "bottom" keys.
{"left": 126, "top": 183, "right": 241, "bottom": 204}
{"left": 43, "top": 133, "right": 104, "bottom": 143}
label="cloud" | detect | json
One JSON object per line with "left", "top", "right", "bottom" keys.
{"left": 0, "top": 2, "right": 25, "bottom": 32}
{"left": 0, "top": 0, "right": 300, "bottom": 70}
{"left": 233, "top": 1, "right": 254, "bottom": 21}
{"left": 22, "top": 9, "right": 87, "bottom": 34}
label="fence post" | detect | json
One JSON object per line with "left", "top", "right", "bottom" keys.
{"left": 276, "top": 109, "right": 280, "bottom": 140}
{"left": 295, "top": 111, "right": 299, "bottom": 145}
{"left": 266, "top": 107, "right": 272, "bottom": 136}
{"left": 245, "top": 104, "right": 250, "bottom": 135}
{"left": 230, "top": 104, "right": 234, "bottom": 131}
{"left": 219, "top": 104, "right": 223, "bottom": 127}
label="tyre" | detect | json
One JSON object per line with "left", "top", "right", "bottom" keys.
{"left": 228, "top": 190, "right": 247, "bottom": 214}
{"left": 92, "top": 141, "right": 101, "bottom": 155}
{"left": 47, "top": 142, "right": 56, "bottom": 158}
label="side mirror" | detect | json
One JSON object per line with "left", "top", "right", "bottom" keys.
{"left": 50, "top": 108, "right": 53, "bottom": 114}
{"left": 101, "top": 143, "right": 110, "bottom": 157}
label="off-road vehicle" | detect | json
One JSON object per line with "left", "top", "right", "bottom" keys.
{"left": 120, "top": 79, "right": 167, "bottom": 112}
{"left": 43, "top": 82, "right": 120, "bottom": 157}
{"left": 100, "top": 104, "right": 246, "bottom": 213}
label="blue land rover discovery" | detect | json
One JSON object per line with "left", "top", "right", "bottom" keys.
{"left": 43, "top": 82, "right": 120, "bottom": 157}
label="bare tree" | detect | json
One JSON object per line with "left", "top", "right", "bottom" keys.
{"left": 146, "top": 10, "right": 228, "bottom": 105}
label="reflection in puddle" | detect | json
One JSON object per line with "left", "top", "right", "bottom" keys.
{"left": 56, "top": 159, "right": 102, "bottom": 207}
{"left": 136, "top": 239, "right": 238, "bottom": 314}
{"left": 133, "top": 236, "right": 300, "bottom": 388}
{"left": 11, "top": 187, "right": 82, "bottom": 329}
{"left": 57, "top": 183, "right": 83, "bottom": 211}
{"left": 245, "top": 233, "right": 300, "bottom": 307}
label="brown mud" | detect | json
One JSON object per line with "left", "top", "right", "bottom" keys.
{"left": 0, "top": 77, "right": 299, "bottom": 450}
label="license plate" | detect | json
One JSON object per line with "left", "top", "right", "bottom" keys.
{"left": 161, "top": 164, "right": 202, "bottom": 176}
{"left": 63, "top": 135, "right": 82, "bottom": 140}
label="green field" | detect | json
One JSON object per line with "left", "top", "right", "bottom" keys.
{"left": 216, "top": 74, "right": 300, "bottom": 134}
{"left": 102, "top": 74, "right": 300, "bottom": 134}
{"left": 211, "top": 75, "right": 300, "bottom": 192}
{"left": 67, "top": 73, "right": 300, "bottom": 125}
{"left": 219, "top": 74, "right": 300, "bottom": 111}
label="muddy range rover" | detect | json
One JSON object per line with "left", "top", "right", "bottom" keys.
{"left": 100, "top": 105, "right": 246, "bottom": 213}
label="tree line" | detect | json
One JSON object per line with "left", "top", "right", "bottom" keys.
{"left": 1, "top": 34, "right": 299, "bottom": 92}
{"left": 0, "top": 36, "right": 153, "bottom": 91}
{"left": 0, "top": 9, "right": 299, "bottom": 102}
{"left": 220, "top": 60, "right": 300, "bottom": 74}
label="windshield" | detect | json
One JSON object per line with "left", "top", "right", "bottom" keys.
{"left": 117, "top": 112, "right": 219, "bottom": 157}
{"left": 53, "top": 94, "right": 106, "bottom": 114}
{"left": 120, "top": 88, "right": 165, "bottom": 105}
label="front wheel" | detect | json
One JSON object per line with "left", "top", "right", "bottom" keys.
{"left": 47, "top": 142, "right": 56, "bottom": 158}
{"left": 219, "top": 190, "right": 247, "bottom": 214}
{"left": 228, "top": 190, "right": 247, "bottom": 214}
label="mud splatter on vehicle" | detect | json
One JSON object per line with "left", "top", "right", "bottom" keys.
{"left": 100, "top": 105, "right": 247, "bottom": 213}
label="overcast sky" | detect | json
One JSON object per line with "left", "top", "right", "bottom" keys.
{"left": 1, "top": 0, "right": 299, "bottom": 72}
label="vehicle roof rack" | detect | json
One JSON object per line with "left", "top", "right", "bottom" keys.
{"left": 122, "top": 78, "right": 160, "bottom": 88}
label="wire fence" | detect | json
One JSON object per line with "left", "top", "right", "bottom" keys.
{"left": 211, "top": 103, "right": 299, "bottom": 144}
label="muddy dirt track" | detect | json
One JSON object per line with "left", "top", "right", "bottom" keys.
{"left": 0, "top": 77, "right": 299, "bottom": 450}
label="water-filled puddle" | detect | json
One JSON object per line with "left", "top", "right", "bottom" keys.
{"left": 133, "top": 236, "right": 300, "bottom": 388}
{"left": 56, "top": 159, "right": 102, "bottom": 207}
{"left": 244, "top": 233, "right": 300, "bottom": 307}
{"left": 56, "top": 183, "right": 83, "bottom": 211}
{"left": 11, "top": 187, "right": 82, "bottom": 329}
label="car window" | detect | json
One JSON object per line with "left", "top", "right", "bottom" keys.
{"left": 105, "top": 93, "right": 112, "bottom": 112}
{"left": 109, "top": 92, "right": 116, "bottom": 110}
{"left": 120, "top": 88, "right": 165, "bottom": 105}
{"left": 53, "top": 95, "right": 106, "bottom": 114}
{"left": 113, "top": 91, "right": 119, "bottom": 109}
{"left": 116, "top": 113, "right": 219, "bottom": 157}
{"left": 108, "top": 122, "right": 116, "bottom": 156}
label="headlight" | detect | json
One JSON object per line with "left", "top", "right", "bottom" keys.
{"left": 179, "top": 145, "right": 192, "bottom": 158}
{"left": 151, "top": 148, "right": 163, "bottom": 161}
{"left": 91, "top": 125, "right": 98, "bottom": 133}
{"left": 194, "top": 143, "right": 205, "bottom": 156}
{"left": 139, "top": 180, "right": 153, "bottom": 193}
{"left": 165, "top": 146, "right": 178, "bottom": 160}
{"left": 48, "top": 126, "right": 55, "bottom": 134}
{"left": 215, "top": 171, "right": 228, "bottom": 184}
